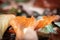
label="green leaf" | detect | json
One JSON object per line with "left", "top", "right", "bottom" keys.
{"left": 15, "top": 0, "right": 30, "bottom": 2}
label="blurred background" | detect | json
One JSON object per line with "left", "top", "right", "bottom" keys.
{"left": 0, "top": 0, "right": 60, "bottom": 16}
